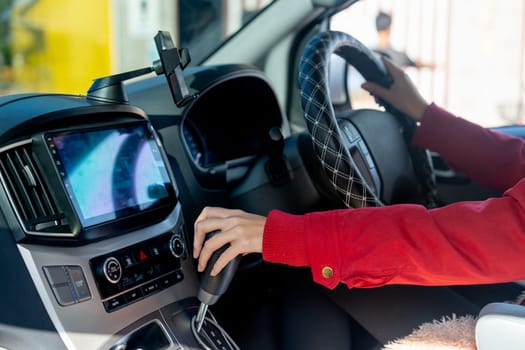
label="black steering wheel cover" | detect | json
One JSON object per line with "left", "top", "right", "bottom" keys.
{"left": 299, "top": 31, "right": 436, "bottom": 208}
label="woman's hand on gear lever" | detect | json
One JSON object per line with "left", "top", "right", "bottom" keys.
{"left": 193, "top": 206, "right": 266, "bottom": 276}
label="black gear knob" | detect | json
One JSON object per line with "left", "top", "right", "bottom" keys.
{"left": 198, "top": 230, "right": 241, "bottom": 305}
{"left": 195, "top": 230, "right": 241, "bottom": 333}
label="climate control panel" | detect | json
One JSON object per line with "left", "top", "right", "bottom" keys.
{"left": 90, "top": 230, "right": 186, "bottom": 312}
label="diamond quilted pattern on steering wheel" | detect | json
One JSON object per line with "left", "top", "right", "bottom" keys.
{"left": 299, "top": 31, "right": 394, "bottom": 208}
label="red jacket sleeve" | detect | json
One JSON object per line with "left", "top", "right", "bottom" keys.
{"left": 413, "top": 103, "right": 525, "bottom": 192}
{"left": 263, "top": 103, "right": 525, "bottom": 289}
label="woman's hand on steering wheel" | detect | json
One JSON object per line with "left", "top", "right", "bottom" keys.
{"left": 361, "top": 57, "right": 429, "bottom": 122}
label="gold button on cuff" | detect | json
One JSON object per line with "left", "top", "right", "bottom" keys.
{"left": 321, "top": 266, "right": 334, "bottom": 279}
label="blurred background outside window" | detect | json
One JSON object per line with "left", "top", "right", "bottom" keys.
{"left": 331, "top": 0, "right": 525, "bottom": 127}
{"left": 0, "top": 0, "right": 271, "bottom": 96}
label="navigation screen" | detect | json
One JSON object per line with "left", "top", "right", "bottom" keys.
{"left": 47, "top": 123, "right": 175, "bottom": 227}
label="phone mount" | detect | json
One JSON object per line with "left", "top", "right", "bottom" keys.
{"left": 87, "top": 30, "right": 198, "bottom": 107}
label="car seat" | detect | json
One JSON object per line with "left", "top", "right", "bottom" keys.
{"left": 475, "top": 302, "right": 525, "bottom": 349}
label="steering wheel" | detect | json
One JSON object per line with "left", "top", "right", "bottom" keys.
{"left": 299, "top": 31, "right": 436, "bottom": 208}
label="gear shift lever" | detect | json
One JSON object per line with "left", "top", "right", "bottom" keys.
{"left": 195, "top": 230, "right": 241, "bottom": 333}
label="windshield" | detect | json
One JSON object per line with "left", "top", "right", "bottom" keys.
{"left": 180, "top": 0, "right": 273, "bottom": 66}
{"left": 0, "top": 0, "right": 274, "bottom": 96}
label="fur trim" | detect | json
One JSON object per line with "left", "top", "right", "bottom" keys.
{"left": 382, "top": 314, "right": 477, "bottom": 350}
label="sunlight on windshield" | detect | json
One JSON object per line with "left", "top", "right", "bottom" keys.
{"left": 0, "top": 0, "right": 274, "bottom": 96}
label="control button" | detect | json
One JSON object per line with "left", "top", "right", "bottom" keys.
{"left": 133, "top": 272, "right": 145, "bottom": 284}
{"left": 124, "top": 288, "right": 143, "bottom": 303}
{"left": 66, "top": 266, "right": 91, "bottom": 302}
{"left": 122, "top": 255, "right": 134, "bottom": 268}
{"left": 149, "top": 245, "right": 162, "bottom": 257}
{"left": 142, "top": 281, "right": 160, "bottom": 295}
{"left": 43, "top": 266, "right": 68, "bottom": 285}
{"left": 137, "top": 250, "right": 149, "bottom": 262}
{"left": 169, "top": 235, "right": 185, "bottom": 258}
{"left": 321, "top": 266, "right": 334, "bottom": 279}
{"left": 103, "top": 257, "right": 122, "bottom": 284}
{"left": 175, "top": 270, "right": 184, "bottom": 281}
{"left": 159, "top": 272, "right": 177, "bottom": 288}
{"left": 145, "top": 265, "right": 156, "bottom": 278}
{"left": 104, "top": 295, "right": 126, "bottom": 312}
{"left": 121, "top": 275, "right": 136, "bottom": 288}
{"left": 52, "top": 285, "right": 75, "bottom": 306}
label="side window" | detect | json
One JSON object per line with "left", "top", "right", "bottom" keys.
{"left": 331, "top": 0, "right": 525, "bottom": 128}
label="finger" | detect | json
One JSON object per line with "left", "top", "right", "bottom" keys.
{"left": 194, "top": 206, "right": 225, "bottom": 235}
{"left": 194, "top": 219, "right": 226, "bottom": 259}
{"left": 210, "top": 245, "right": 241, "bottom": 276}
{"left": 361, "top": 81, "right": 390, "bottom": 99}
{"left": 193, "top": 207, "right": 231, "bottom": 258}
{"left": 193, "top": 226, "right": 212, "bottom": 259}
{"left": 193, "top": 207, "right": 211, "bottom": 258}
{"left": 197, "top": 229, "right": 237, "bottom": 272}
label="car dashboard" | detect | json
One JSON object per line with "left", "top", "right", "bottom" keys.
{"left": 0, "top": 92, "right": 190, "bottom": 348}
{"left": 0, "top": 56, "right": 323, "bottom": 349}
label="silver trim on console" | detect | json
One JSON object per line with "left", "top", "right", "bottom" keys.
{"left": 18, "top": 203, "right": 199, "bottom": 350}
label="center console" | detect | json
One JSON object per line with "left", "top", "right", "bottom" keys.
{"left": 17, "top": 203, "right": 200, "bottom": 350}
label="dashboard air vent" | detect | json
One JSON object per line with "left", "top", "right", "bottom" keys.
{"left": 0, "top": 141, "right": 70, "bottom": 235}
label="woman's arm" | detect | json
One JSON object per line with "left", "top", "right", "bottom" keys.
{"left": 263, "top": 178, "right": 525, "bottom": 289}
{"left": 412, "top": 103, "right": 525, "bottom": 192}
{"left": 195, "top": 179, "right": 525, "bottom": 290}
{"left": 363, "top": 57, "right": 525, "bottom": 193}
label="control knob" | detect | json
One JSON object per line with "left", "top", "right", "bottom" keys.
{"left": 102, "top": 257, "right": 122, "bottom": 284}
{"left": 169, "top": 234, "right": 185, "bottom": 258}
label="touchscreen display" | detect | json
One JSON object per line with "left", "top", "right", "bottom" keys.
{"left": 47, "top": 123, "right": 175, "bottom": 227}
